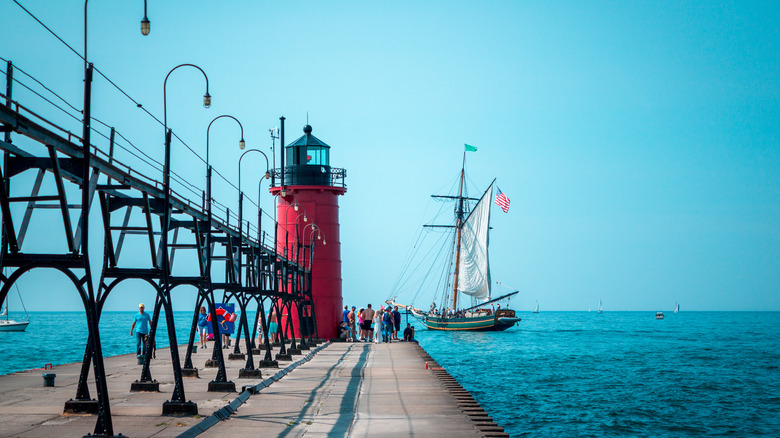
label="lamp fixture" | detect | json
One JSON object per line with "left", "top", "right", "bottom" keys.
{"left": 239, "top": 139, "right": 246, "bottom": 149}
{"left": 141, "top": 16, "right": 150, "bottom": 35}
{"left": 203, "top": 92, "right": 211, "bottom": 108}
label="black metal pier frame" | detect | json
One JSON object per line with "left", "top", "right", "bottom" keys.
{"left": 0, "top": 64, "right": 316, "bottom": 437}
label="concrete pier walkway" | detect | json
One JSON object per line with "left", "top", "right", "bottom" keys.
{"left": 197, "top": 342, "right": 494, "bottom": 437}
{"left": 0, "top": 342, "right": 509, "bottom": 437}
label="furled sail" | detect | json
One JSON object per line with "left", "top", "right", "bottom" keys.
{"left": 457, "top": 183, "right": 493, "bottom": 301}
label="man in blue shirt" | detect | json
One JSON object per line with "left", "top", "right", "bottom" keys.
{"left": 342, "top": 305, "right": 350, "bottom": 324}
{"left": 130, "top": 303, "right": 152, "bottom": 358}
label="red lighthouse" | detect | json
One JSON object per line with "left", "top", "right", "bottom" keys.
{"left": 270, "top": 124, "right": 346, "bottom": 339}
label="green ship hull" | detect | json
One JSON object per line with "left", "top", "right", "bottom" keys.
{"left": 423, "top": 309, "right": 520, "bottom": 332}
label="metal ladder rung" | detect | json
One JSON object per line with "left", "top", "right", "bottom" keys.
{"left": 169, "top": 244, "right": 198, "bottom": 249}
{"left": 109, "top": 226, "right": 150, "bottom": 231}
{"left": 118, "top": 230, "right": 161, "bottom": 235}
{"left": 96, "top": 184, "right": 131, "bottom": 190}
{"left": 25, "top": 203, "right": 81, "bottom": 209}
{"left": 8, "top": 196, "right": 63, "bottom": 202}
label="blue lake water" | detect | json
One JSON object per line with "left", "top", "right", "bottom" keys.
{"left": 2, "top": 311, "right": 779, "bottom": 437}
{"left": 416, "top": 311, "right": 780, "bottom": 437}
{"left": 0, "top": 311, "right": 196, "bottom": 375}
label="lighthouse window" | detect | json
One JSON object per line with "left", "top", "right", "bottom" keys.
{"left": 307, "top": 147, "right": 329, "bottom": 166}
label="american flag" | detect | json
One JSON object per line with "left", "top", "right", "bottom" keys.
{"left": 495, "top": 187, "right": 510, "bottom": 213}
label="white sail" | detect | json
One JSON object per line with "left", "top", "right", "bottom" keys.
{"left": 457, "top": 184, "right": 493, "bottom": 301}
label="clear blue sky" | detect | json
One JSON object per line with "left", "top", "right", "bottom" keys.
{"left": 1, "top": 0, "right": 778, "bottom": 312}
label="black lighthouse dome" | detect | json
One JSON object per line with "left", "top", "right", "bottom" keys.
{"left": 283, "top": 125, "right": 345, "bottom": 186}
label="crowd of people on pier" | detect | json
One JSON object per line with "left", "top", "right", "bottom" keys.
{"left": 338, "top": 304, "right": 416, "bottom": 343}
{"left": 131, "top": 300, "right": 418, "bottom": 361}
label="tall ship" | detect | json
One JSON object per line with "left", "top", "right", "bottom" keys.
{"left": 389, "top": 150, "right": 521, "bottom": 331}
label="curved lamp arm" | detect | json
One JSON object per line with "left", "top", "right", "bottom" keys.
{"left": 163, "top": 63, "right": 210, "bottom": 133}
{"left": 206, "top": 115, "right": 244, "bottom": 168}
{"left": 238, "top": 148, "right": 271, "bottom": 197}
{"left": 302, "top": 223, "right": 321, "bottom": 241}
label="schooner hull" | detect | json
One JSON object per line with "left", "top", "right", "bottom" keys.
{"left": 423, "top": 311, "right": 519, "bottom": 332}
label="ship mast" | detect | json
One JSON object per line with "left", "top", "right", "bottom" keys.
{"left": 451, "top": 152, "right": 466, "bottom": 311}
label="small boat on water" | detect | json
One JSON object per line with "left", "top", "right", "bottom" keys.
{"left": 655, "top": 312, "right": 664, "bottom": 320}
{"left": 674, "top": 302, "right": 680, "bottom": 313}
{"left": 389, "top": 149, "right": 521, "bottom": 332}
{"left": 597, "top": 299, "right": 603, "bottom": 314}
{"left": 0, "top": 278, "right": 30, "bottom": 332}
{"left": 532, "top": 301, "right": 540, "bottom": 313}
{"left": 0, "top": 317, "right": 29, "bottom": 331}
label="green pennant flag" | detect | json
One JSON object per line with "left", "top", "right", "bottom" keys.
{"left": 464, "top": 144, "right": 478, "bottom": 152}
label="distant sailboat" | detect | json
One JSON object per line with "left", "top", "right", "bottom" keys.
{"left": 674, "top": 302, "right": 679, "bottom": 314}
{"left": 597, "top": 299, "right": 603, "bottom": 314}
{"left": 0, "top": 276, "right": 30, "bottom": 332}
{"left": 532, "top": 301, "right": 540, "bottom": 313}
{"left": 0, "top": 307, "right": 29, "bottom": 331}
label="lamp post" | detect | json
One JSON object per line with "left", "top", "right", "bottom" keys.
{"left": 287, "top": 211, "right": 309, "bottom": 348}
{"left": 78, "top": 2, "right": 151, "bottom": 434}
{"left": 280, "top": 201, "right": 305, "bottom": 258}
{"left": 205, "top": 116, "right": 245, "bottom": 265}
{"left": 162, "top": 63, "right": 210, "bottom": 273}
{"left": 160, "top": 63, "right": 211, "bottom": 404}
{"left": 236, "top": 149, "right": 270, "bottom": 362}
{"left": 277, "top": 202, "right": 307, "bottom": 350}
{"left": 237, "top": 148, "right": 271, "bottom": 242}
{"left": 287, "top": 211, "right": 308, "bottom": 262}
{"left": 302, "top": 223, "right": 324, "bottom": 264}
{"left": 301, "top": 223, "right": 325, "bottom": 272}
{"left": 302, "top": 224, "right": 324, "bottom": 343}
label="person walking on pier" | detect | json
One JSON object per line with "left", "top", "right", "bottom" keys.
{"left": 361, "top": 304, "right": 375, "bottom": 341}
{"left": 342, "top": 305, "right": 350, "bottom": 324}
{"left": 393, "top": 306, "right": 401, "bottom": 340}
{"left": 256, "top": 316, "right": 264, "bottom": 349}
{"left": 373, "top": 309, "right": 382, "bottom": 343}
{"left": 382, "top": 309, "right": 393, "bottom": 343}
{"left": 198, "top": 306, "right": 209, "bottom": 349}
{"left": 269, "top": 310, "right": 279, "bottom": 344}
{"left": 130, "top": 303, "right": 151, "bottom": 358}
{"left": 357, "top": 307, "right": 364, "bottom": 341}
{"left": 348, "top": 306, "right": 357, "bottom": 342}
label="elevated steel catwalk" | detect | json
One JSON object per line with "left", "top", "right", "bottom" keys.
{"left": 0, "top": 88, "right": 319, "bottom": 438}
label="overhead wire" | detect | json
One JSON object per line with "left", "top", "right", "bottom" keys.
{"left": 7, "top": 1, "right": 286, "bottom": 244}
